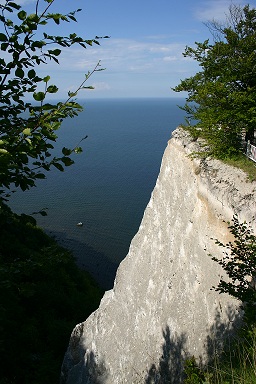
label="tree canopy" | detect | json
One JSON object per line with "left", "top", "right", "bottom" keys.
{"left": 0, "top": 0, "right": 105, "bottom": 203}
{"left": 173, "top": 4, "right": 256, "bottom": 159}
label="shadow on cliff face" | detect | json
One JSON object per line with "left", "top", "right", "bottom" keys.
{"left": 145, "top": 326, "right": 187, "bottom": 384}
{"left": 144, "top": 305, "right": 242, "bottom": 384}
{"left": 81, "top": 350, "right": 109, "bottom": 384}
{"left": 61, "top": 349, "right": 108, "bottom": 384}
{"left": 61, "top": 307, "right": 242, "bottom": 383}
{"left": 60, "top": 323, "right": 108, "bottom": 384}
{"left": 204, "top": 304, "right": 243, "bottom": 365}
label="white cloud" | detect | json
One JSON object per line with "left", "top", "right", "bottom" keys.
{"left": 129, "top": 63, "right": 153, "bottom": 71}
{"left": 42, "top": 37, "right": 197, "bottom": 98}
{"left": 2, "top": 34, "right": 199, "bottom": 98}
{"left": 195, "top": 0, "right": 247, "bottom": 22}
{"left": 163, "top": 56, "right": 178, "bottom": 62}
{"left": 91, "top": 81, "right": 111, "bottom": 91}
{"left": 50, "top": 38, "right": 187, "bottom": 76}
{"left": 145, "top": 34, "right": 171, "bottom": 40}
{"left": 149, "top": 46, "right": 172, "bottom": 53}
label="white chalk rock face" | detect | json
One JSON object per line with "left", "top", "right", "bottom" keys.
{"left": 61, "top": 127, "right": 256, "bottom": 384}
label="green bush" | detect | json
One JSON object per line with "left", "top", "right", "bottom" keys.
{"left": 0, "top": 204, "right": 103, "bottom": 383}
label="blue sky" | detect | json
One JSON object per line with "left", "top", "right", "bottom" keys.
{"left": 4, "top": 0, "right": 256, "bottom": 98}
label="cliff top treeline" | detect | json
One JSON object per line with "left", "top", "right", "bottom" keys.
{"left": 173, "top": 4, "right": 256, "bottom": 165}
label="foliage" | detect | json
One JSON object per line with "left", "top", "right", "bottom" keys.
{"left": 184, "top": 356, "right": 211, "bottom": 384}
{"left": 173, "top": 5, "right": 256, "bottom": 160}
{"left": 202, "top": 215, "right": 256, "bottom": 383}
{"left": 0, "top": 0, "right": 106, "bottom": 202}
{"left": 0, "top": 2, "right": 107, "bottom": 382}
{"left": 183, "top": 216, "right": 256, "bottom": 384}
{"left": 0, "top": 203, "right": 103, "bottom": 383}
{"left": 184, "top": 331, "right": 256, "bottom": 384}
{"left": 210, "top": 325, "right": 256, "bottom": 384}
{"left": 210, "top": 215, "right": 256, "bottom": 323}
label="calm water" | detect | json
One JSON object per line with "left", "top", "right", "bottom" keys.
{"left": 9, "top": 98, "right": 186, "bottom": 289}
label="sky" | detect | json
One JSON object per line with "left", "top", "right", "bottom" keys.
{"left": 2, "top": 0, "right": 256, "bottom": 98}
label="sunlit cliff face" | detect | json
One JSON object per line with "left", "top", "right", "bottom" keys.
{"left": 61, "top": 127, "right": 256, "bottom": 384}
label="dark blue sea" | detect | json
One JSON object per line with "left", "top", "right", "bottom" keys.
{"left": 9, "top": 98, "right": 186, "bottom": 289}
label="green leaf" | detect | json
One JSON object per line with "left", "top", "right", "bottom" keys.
{"left": 53, "top": 15, "right": 60, "bottom": 25}
{"left": 52, "top": 162, "right": 64, "bottom": 171}
{"left": 68, "top": 91, "right": 77, "bottom": 97}
{"left": 5, "top": 6, "right": 14, "bottom": 13}
{"left": 51, "top": 121, "right": 61, "bottom": 130}
{"left": 28, "top": 69, "right": 36, "bottom": 79}
{"left": 68, "top": 15, "right": 77, "bottom": 22}
{"left": 25, "top": 138, "right": 32, "bottom": 145}
{"left": 27, "top": 13, "right": 39, "bottom": 22}
{"left": 85, "top": 40, "right": 93, "bottom": 46}
{"left": 8, "top": 2, "right": 21, "bottom": 10}
{"left": 31, "top": 40, "right": 45, "bottom": 49}
{"left": 15, "top": 68, "right": 24, "bottom": 78}
{"left": 47, "top": 85, "right": 58, "bottom": 94}
{"left": 43, "top": 75, "right": 51, "bottom": 82}
{"left": 1, "top": 42, "right": 8, "bottom": 51}
{"left": 74, "top": 147, "right": 83, "bottom": 154}
{"left": 33, "top": 92, "right": 45, "bottom": 101}
{"left": 42, "top": 103, "right": 56, "bottom": 111}
{"left": 23, "top": 128, "right": 31, "bottom": 135}
{"left": 0, "top": 33, "right": 7, "bottom": 42}
{"left": 48, "top": 49, "right": 61, "bottom": 56}
{"left": 61, "top": 157, "right": 74, "bottom": 166}
{"left": 62, "top": 147, "right": 72, "bottom": 156}
{"left": 35, "top": 173, "right": 46, "bottom": 179}
{"left": 0, "top": 149, "right": 8, "bottom": 154}
{"left": 17, "top": 10, "right": 27, "bottom": 20}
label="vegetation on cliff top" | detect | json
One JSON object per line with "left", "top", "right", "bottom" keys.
{"left": 173, "top": 4, "right": 256, "bottom": 172}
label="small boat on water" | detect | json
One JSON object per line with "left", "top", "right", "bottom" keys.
{"left": 76, "top": 222, "right": 83, "bottom": 227}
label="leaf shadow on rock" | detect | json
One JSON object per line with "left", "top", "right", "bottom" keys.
{"left": 144, "top": 305, "right": 242, "bottom": 384}
{"left": 145, "top": 326, "right": 187, "bottom": 384}
{"left": 60, "top": 323, "right": 108, "bottom": 384}
{"left": 204, "top": 304, "right": 243, "bottom": 365}
{"left": 81, "top": 350, "right": 109, "bottom": 384}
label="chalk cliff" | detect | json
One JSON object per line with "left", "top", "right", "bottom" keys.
{"left": 61, "top": 127, "right": 256, "bottom": 383}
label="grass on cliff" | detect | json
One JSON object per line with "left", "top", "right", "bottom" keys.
{"left": 210, "top": 329, "right": 256, "bottom": 384}
{"left": 184, "top": 323, "right": 256, "bottom": 384}
{"left": 223, "top": 154, "right": 256, "bottom": 181}
{"left": 0, "top": 204, "right": 103, "bottom": 384}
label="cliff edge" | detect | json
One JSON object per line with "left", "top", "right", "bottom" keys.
{"left": 61, "top": 127, "right": 256, "bottom": 383}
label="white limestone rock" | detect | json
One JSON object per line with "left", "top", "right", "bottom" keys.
{"left": 61, "top": 127, "right": 256, "bottom": 384}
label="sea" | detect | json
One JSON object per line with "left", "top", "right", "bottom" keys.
{"left": 9, "top": 97, "right": 186, "bottom": 290}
